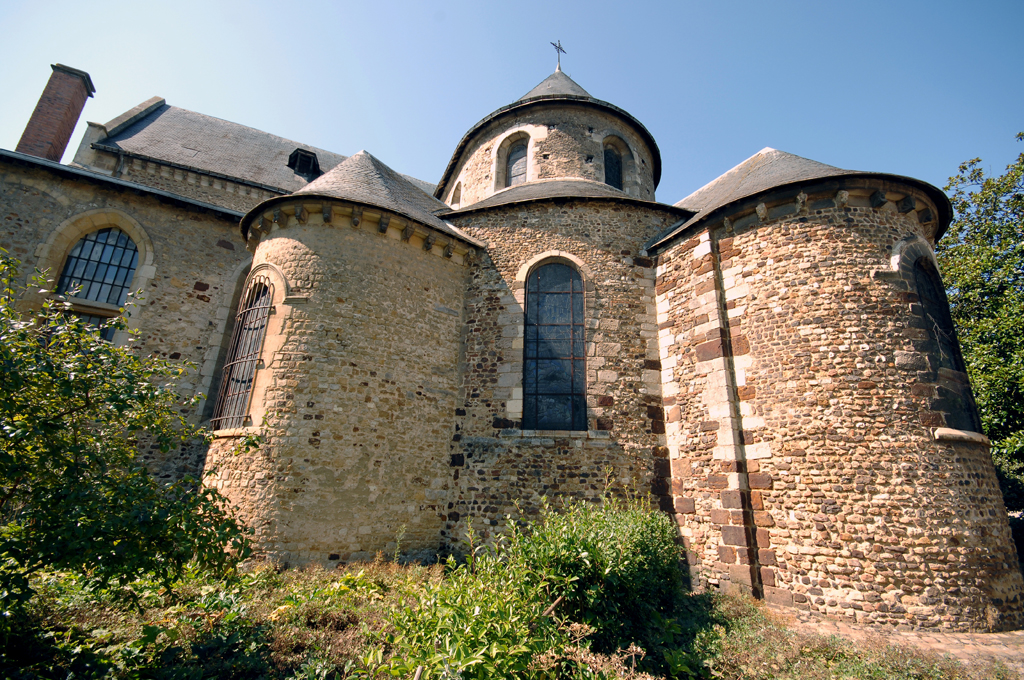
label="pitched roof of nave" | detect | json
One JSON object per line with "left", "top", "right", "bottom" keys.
{"left": 241, "top": 151, "right": 482, "bottom": 246}
{"left": 646, "top": 147, "right": 952, "bottom": 251}
{"left": 88, "top": 99, "right": 436, "bottom": 196}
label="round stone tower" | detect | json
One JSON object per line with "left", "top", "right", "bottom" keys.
{"left": 435, "top": 67, "right": 662, "bottom": 208}
{"left": 650, "top": 148, "right": 1023, "bottom": 631}
{"left": 437, "top": 71, "right": 685, "bottom": 546}
{"left": 203, "top": 151, "right": 481, "bottom": 564}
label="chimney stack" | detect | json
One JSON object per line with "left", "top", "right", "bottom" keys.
{"left": 16, "top": 64, "right": 95, "bottom": 162}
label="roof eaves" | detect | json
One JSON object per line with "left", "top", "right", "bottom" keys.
{"left": 445, "top": 192, "right": 691, "bottom": 219}
{"left": 239, "top": 192, "right": 485, "bottom": 248}
{"left": 648, "top": 172, "right": 952, "bottom": 253}
{"left": 0, "top": 149, "right": 244, "bottom": 221}
{"left": 91, "top": 143, "right": 292, "bottom": 195}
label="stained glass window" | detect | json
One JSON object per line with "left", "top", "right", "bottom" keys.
{"left": 523, "top": 263, "right": 586, "bottom": 430}
{"left": 604, "top": 147, "right": 622, "bottom": 190}
{"left": 507, "top": 141, "right": 527, "bottom": 187}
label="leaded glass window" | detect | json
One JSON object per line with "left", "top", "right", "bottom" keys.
{"left": 523, "top": 263, "right": 586, "bottom": 431}
{"left": 507, "top": 141, "right": 527, "bottom": 187}
{"left": 604, "top": 147, "right": 622, "bottom": 190}
{"left": 56, "top": 227, "right": 139, "bottom": 306}
{"left": 211, "top": 276, "right": 274, "bottom": 430}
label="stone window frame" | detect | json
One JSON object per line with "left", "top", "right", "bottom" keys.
{"left": 209, "top": 261, "right": 292, "bottom": 434}
{"left": 599, "top": 134, "right": 638, "bottom": 197}
{"left": 32, "top": 208, "right": 156, "bottom": 345}
{"left": 450, "top": 181, "right": 462, "bottom": 209}
{"left": 890, "top": 234, "right": 984, "bottom": 438}
{"left": 508, "top": 251, "right": 597, "bottom": 434}
{"left": 493, "top": 130, "right": 532, "bottom": 192}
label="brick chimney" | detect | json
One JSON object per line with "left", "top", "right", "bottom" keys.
{"left": 16, "top": 64, "right": 95, "bottom": 162}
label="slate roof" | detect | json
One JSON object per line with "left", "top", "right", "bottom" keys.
{"left": 434, "top": 71, "right": 662, "bottom": 200}
{"left": 444, "top": 178, "right": 690, "bottom": 217}
{"left": 241, "top": 151, "right": 482, "bottom": 246}
{"left": 647, "top": 148, "right": 951, "bottom": 251}
{"left": 517, "top": 69, "right": 592, "bottom": 101}
{"left": 91, "top": 101, "right": 437, "bottom": 196}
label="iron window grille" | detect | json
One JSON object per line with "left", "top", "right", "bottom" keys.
{"left": 211, "top": 275, "right": 274, "bottom": 430}
{"left": 523, "top": 263, "right": 586, "bottom": 430}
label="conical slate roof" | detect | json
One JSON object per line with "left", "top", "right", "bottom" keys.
{"left": 517, "top": 68, "right": 592, "bottom": 101}
{"left": 646, "top": 148, "right": 951, "bottom": 251}
{"left": 241, "top": 151, "right": 481, "bottom": 245}
{"left": 675, "top": 148, "right": 849, "bottom": 216}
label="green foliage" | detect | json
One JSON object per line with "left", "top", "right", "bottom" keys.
{"left": 387, "top": 497, "right": 687, "bottom": 679}
{"left": 513, "top": 497, "right": 684, "bottom": 661}
{"left": 0, "top": 252, "right": 249, "bottom": 627}
{"left": 937, "top": 134, "right": 1024, "bottom": 509}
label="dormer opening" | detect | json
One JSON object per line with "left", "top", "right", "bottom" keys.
{"left": 288, "top": 148, "right": 322, "bottom": 181}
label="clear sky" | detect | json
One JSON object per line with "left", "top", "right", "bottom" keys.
{"left": 1, "top": 0, "right": 1021, "bottom": 206}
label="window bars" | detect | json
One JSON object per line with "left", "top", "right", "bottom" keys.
{"left": 211, "top": 276, "right": 274, "bottom": 430}
{"left": 57, "top": 227, "right": 139, "bottom": 306}
{"left": 523, "top": 263, "right": 586, "bottom": 431}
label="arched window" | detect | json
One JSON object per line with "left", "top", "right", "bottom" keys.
{"left": 211, "top": 275, "right": 274, "bottom": 430}
{"left": 506, "top": 141, "right": 527, "bottom": 188}
{"left": 523, "top": 263, "right": 586, "bottom": 431}
{"left": 913, "top": 258, "right": 981, "bottom": 432}
{"left": 451, "top": 182, "right": 462, "bottom": 209}
{"left": 604, "top": 146, "right": 623, "bottom": 190}
{"left": 56, "top": 227, "right": 139, "bottom": 340}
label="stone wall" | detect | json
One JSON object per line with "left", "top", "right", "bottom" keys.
{"left": 204, "top": 202, "right": 472, "bottom": 565}
{"left": 655, "top": 179, "right": 1024, "bottom": 631}
{"left": 444, "top": 105, "right": 657, "bottom": 208}
{"left": 72, "top": 145, "right": 283, "bottom": 213}
{"left": 0, "top": 159, "right": 250, "bottom": 480}
{"left": 442, "top": 199, "right": 679, "bottom": 545}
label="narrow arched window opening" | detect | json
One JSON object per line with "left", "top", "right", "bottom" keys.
{"left": 506, "top": 141, "right": 527, "bottom": 188}
{"left": 56, "top": 226, "right": 139, "bottom": 340}
{"left": 211, "top": 275, "right": 274, "bottom": 430}
{"left": 913, "top": 258, "right": 981, "bottom": 432}
{"left": 604, "top": 146, "right": 622, "bottom": 190}
{"left": 451, "top": 182, "right": 462, "bottom": 209}
{"left": 523, "top": 263, "right": 586, "bottom": 431}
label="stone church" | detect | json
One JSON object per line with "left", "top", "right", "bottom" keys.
{"left": 2, "top": 63, "right": 1021, "bottom": 631}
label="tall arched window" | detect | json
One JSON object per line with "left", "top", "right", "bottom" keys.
{"left": 523, "top": 263, "right": 586, "bottom": 430}
{"left": 56, "top": 227, "right": 139, "bottom": 340}
{"left": 506, "top": 141, "right": 527, "bottom": 187}
{"left": 211, "top": 275, "right": 274, "bottom": 430}
{"left": 604, "top": 146, "right": 623, "bottom": 190}
{"left": 913, "top": 258, "right": 981, "bottom": 432}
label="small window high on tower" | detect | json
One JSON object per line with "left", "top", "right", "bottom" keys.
{"left": 288, "top": 149, "right": 322, "bottom": 181}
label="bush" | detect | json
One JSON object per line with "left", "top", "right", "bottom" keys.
{"left": 0, "top": 252, "right": 249, "bottom": 630}
{"left": 387, "top": 496, "right": 687, "bottom": 678}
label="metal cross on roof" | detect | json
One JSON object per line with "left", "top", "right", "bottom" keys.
{"left": 550, "top": 40, "right": 566, "bottom": 71}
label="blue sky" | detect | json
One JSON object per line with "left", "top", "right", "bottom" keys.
{"left": 1, "top": 0, "right": 1021, "bottom": 207}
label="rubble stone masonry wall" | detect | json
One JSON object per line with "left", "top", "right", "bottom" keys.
{"left": 445, "top": 106, "right": 657, "bottom": 208}
{"left": 204, "top": 203, "right": 470, "bottom": 565}
{"left": 0, "top": 160, "right": 250, "bottom": 480}
{"left": 442, "top": 199, "right": 678, "bottom": 545}
{"left": 656, "top": 180, "right": 1023, "bottom": 631}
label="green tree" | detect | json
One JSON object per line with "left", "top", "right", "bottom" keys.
{"left": 937, "top": 133, "right": 1024, "bottom": 510}
{"left": 0, "top": 251, "right": 249, "bottom": 625}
